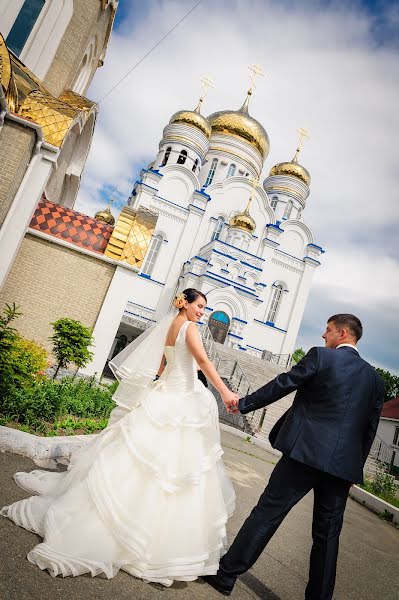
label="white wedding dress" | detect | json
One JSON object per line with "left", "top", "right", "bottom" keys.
{"left": 1, "top": 320, "right": 235, "bottom": 585}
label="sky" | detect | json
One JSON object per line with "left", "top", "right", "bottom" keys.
{"left": 75, "top": 0, "right": 399, "bottom": 374}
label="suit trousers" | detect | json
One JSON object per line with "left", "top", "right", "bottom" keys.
{"left": 218, "top": 455, "right": 351, "bottom": 600}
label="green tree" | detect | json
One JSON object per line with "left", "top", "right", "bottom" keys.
{"left": 50, "top": 318, "right": 94, "bottom": 379}
{"left": 376, "top": 368, "right": 399, "bottom": 402}
{"left": 292, "top": 347, "right": 306, "bottom": 364}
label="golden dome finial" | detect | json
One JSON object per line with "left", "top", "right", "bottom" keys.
{"left": 229, "top": 177, "right": 258, "bottom": 233}
{"left": 269, "top": 129, "right": 311, "bottom": 186}
{"left": 95, "top": 187, "right": 116, "bottom": 225}
{"left": 169, "top": 76, "right": 214, "bottom": 138}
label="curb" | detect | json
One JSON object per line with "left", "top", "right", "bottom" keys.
{"left": 349, "top": 485, "right": 399, "bottom": 525}
{"left": 0, "top": 426, "right": 94, "bottom": 468}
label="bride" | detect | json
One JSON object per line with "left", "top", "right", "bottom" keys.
{"left": 1, "top": 288, "right": 238, "bottom": 586}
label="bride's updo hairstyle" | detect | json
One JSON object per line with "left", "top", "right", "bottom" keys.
{"left": 173, "top": 288, "right": 207, "bottom": 309}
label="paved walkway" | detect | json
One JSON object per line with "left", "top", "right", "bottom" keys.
{"left": 0, "top": 430, "right": 398, "bottom": 600}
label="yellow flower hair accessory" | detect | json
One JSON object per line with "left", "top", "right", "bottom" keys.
{"left": 174, "top": 292, "right": 186, "bottom": 309}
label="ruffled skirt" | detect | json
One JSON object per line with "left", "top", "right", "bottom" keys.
{"left": 1, "top": 383, "right": 235, "bottom": 585}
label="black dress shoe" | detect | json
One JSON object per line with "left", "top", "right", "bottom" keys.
{"left": 200, "top": 575, "right": 232, "bottom": 596}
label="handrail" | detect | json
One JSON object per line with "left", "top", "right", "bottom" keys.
{"left": 201, "top": 325, "right": 264, "bottom": 433}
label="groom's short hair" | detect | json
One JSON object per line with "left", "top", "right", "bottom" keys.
{"left": 328, "top": 314, "right": 363, "bottom": 341}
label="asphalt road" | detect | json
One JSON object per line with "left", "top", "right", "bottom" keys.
{"left": 1, "top": 430, "right": 398, "bottom": 600}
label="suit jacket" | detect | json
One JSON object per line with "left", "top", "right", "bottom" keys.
{"left": 239, "top": 346, "right": 385, "bottom": 483}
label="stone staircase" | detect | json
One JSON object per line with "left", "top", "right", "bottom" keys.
{"left": 201, "top": 327, "right": 295, "bottom": 449}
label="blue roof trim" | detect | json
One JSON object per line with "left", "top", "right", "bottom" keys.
{"left": 212, "top": 249, "right": 237, "bottom": 261}
{"left": 240, "top": 260, "right": 262, "bottom": 272}
{"left": 247, "top": 345, "right": 264, "bottom": 352}
{"left": 303, "top": 256, "right": 321, "bottom": 265}
{"left": 238, "top": 346, "right": 247, "bottom": 351}
{"left": 254, "top": 319, "right": 287, "bottom": 333}
{"left": 194, "top": 255, "right": 208, "bottom": 263}
{"left": 124, "top": 310, "right": 154, "bottom": 322}
{"left": 266, "top": 223, "right": 284, "bottom": 231}
{"left": 196, "top": 188, "right": 211, "bottom": 200}
{"left": 188, "top": 203, "right": 205, "bottom": 212}
{"left": 232, "top": 317, "right": 247, "bottom": 323}
{"left": 308, "top": 243, "right": 326, "bottom": 253}
{"left": 186, "top": 271, "right": 260, "bottom": 298}
{"left": 276, "top": 249, "right": 302, "bottom": 261}
{"left": 217, "top": 240, "right": 265, "bottom": 261}
{"left": 207, "top": 270, "right": 255, "bottom": 292}
{"left": 228, "top": 332, "right": 243, "bottom": 339}
{"left": 127, "top": 302, "right": 155, "bottom": 312}
{"left": 255, "top": 282, "right": 267, "bottom": 288}
{"left": 138, "top": 273, "right": 165, "bottom": 286}
{"left": 155, "top": 196, "right": 189, "bottom": 211}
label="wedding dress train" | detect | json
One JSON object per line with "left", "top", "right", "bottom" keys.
{"left": 1, "top": 320, "right": 235, "bottom": 585}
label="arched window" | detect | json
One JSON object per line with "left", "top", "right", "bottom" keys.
{"left": 283, "top": 200, "right": 293, "bottom": 219}
{"left": 205, "top": 158, "right": 218, "bottom": 187}
{"left": 192, "top": 158, "right": 199, "bottom": 173}
{"left": 267, "top": 284, "right": 284, "bottom": 324}
{"left": 208, "top": 311, "right": 230, "bottom": 344}
{"left": 271, "top": 196, "right": 278, "bottom": 210}
{"left": 211, "top": 217, "right": 225, "bottom": 241}
{"left": 227, "top": 163, "right": 236, "bottom": 178}
{"left": 160, "top": 147, "right": 171, "bottom": 167}
{"left": 177, "top": 149, "right": 188, "bottom": 165}
{"left": 142, "top": 234, "right": 163, "bottom": 276}
{"left": 6, "top": 0, "right": 45, "bottom": 56}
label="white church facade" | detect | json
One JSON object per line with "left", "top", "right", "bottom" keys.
{"left": 101, "top": 90, "right": 324, "bottom": 370}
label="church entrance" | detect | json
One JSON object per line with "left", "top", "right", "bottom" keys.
{"left": 208, "top": 311, "right": 230, "bottom": 344}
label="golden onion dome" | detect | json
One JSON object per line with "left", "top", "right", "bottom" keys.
{"left": 208, "top": 90, "right": 269, "bottom": 158}
{"left": 269, "top": 148, "right": 311, "bottom": 186}
{"left": 229, "top": 204, "right": 256, "bottom": 234}
{"left": 169, "top": 98, "right": 211, "bottom": 138}
{"left": 95, "top": 206, "right": 115, "bottom": 226}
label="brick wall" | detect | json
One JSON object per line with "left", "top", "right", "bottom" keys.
{"left": 0, "top": 233, "right": 115, "bottom": 354}
{"left": 44, "top": 1, "right": 112, "bottom": 97}
{"left": 0, "top": 121, "right": 36, "bottom": 227}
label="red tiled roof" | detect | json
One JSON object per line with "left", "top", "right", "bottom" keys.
{"left": 381, "top": 397, "right": 399, "bottom": 420}
{"left": 29, "top": 199, "right": 113, "bottom": 254}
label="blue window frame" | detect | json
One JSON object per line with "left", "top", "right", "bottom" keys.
{"left": 6, "top": 0, "right": 45, "bottom": 56}
{"left": 211, "top": 311, "right": 230, "bottom": 324}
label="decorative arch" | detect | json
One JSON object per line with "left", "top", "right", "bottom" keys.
{"left": 206, "top": 286, "right": 248, "bottom": 322}
{"left": 72, "top": 35, "right": 98, "bottom": 95}
{"left": 157, "top": 164, "right": 200, "bottom": 203}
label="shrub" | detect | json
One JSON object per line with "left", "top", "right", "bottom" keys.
{"left": 0, "top": 303, "right": 48, "bottom": 397}
{"left": 370, "top": 468, "right": 397, "bottom": 498}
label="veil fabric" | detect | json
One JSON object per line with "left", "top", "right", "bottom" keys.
{"left": 108, "top": 309, "right": 178, "bottom": 419}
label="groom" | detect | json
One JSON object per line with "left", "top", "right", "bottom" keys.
{"left": 202, "top": 314, "right": 384, "bottom": 599}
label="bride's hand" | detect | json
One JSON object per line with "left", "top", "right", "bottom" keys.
{"left": 221, "top": 389, "right": 240, "bottom": 412}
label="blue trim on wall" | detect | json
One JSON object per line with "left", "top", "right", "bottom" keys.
{"left": 254, "top": 319, "right": 287, "bottom": 333}
{"left": 266, "top": 223, "right": 284, "bottom": 231}
{"left": 155, "top": 196, "right": 189, "bottom": 211}
{"left": 188, "top": 203, "right": 205, "bottom": 212}
{"left": 212, "top": 249, "right": 237, "bottom": 261}
{"left": 186, "top": 271, "right": 260, "bottom": 298}
{"left": 194, "top": 255, "right": 208, "bottom": 263}
{"left": 196, "top": 189, "right": 211, "bottom": 200}
{"left": 308, "top": 243, "right": 326, "bottom": 253}
{"left": 207, "top": 271, "right": 255, "bottom": 292}
{"left": 276, "top": 249, "right": 302, "bottom": 261}
{"left": 138, "top": 273, "right": 165, "bottom": 286}
{"left": 232, "top": 317, "right": 247, "bottom": 324}
{"left": 127, "top": 302, "right": 155, "bottom": 312}
{"left": 240, "top": 260, "right": 262, "bottom": 272}
{"left": 228, "top": 332, "right": 243, "bottom": 339}
{"left": 217, "top": 240, "right": 265, "bottom": 261}
{"left": 247, "top": 345, "right": 264, "bottom": 352}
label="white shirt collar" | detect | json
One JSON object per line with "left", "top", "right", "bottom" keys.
{"left": 336, "top": 343, "right": 359, "bottom": 352}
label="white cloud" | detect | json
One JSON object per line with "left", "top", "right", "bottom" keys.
{"left": 74, "top": 0, "right": 399, "bottom": 372}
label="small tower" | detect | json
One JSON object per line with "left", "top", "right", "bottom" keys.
{"left": 264, "top": 128, "right": 311, "bottom": 221}
{"left": 95, "top": 197, "right": 115, "bottom": 226}
{"left": 226, "top": 194, "right": 256, "bottom": 251}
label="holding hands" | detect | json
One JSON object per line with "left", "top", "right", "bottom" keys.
{"left": 221, "top": 389, "right": 240, "bottom": 414}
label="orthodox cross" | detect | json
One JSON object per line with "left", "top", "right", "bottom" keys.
{"left": 248, "top": 64, "right": 264, "bottom": 92}
{"left": 297, "top": 127, "right": 310, "bottom": 150}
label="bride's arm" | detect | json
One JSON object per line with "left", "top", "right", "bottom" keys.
{"left": 186, "top": 323, "right": 238, "bottom": 409}
{"left": 157, "top": 355, "right": 166, "bottom": 377}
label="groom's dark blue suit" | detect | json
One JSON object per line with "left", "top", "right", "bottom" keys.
{"left": 216, "top": 345, "right": 385, "bottom": 600}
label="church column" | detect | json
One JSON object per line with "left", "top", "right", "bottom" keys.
{"left": 0, "top": 128, "right": 59, "bottom": 289}
{"left": 280, "top": 255, "right": 322, "bottom": 356}
{"left": 79, "top": 264, "right": 138, "bottom": 378}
